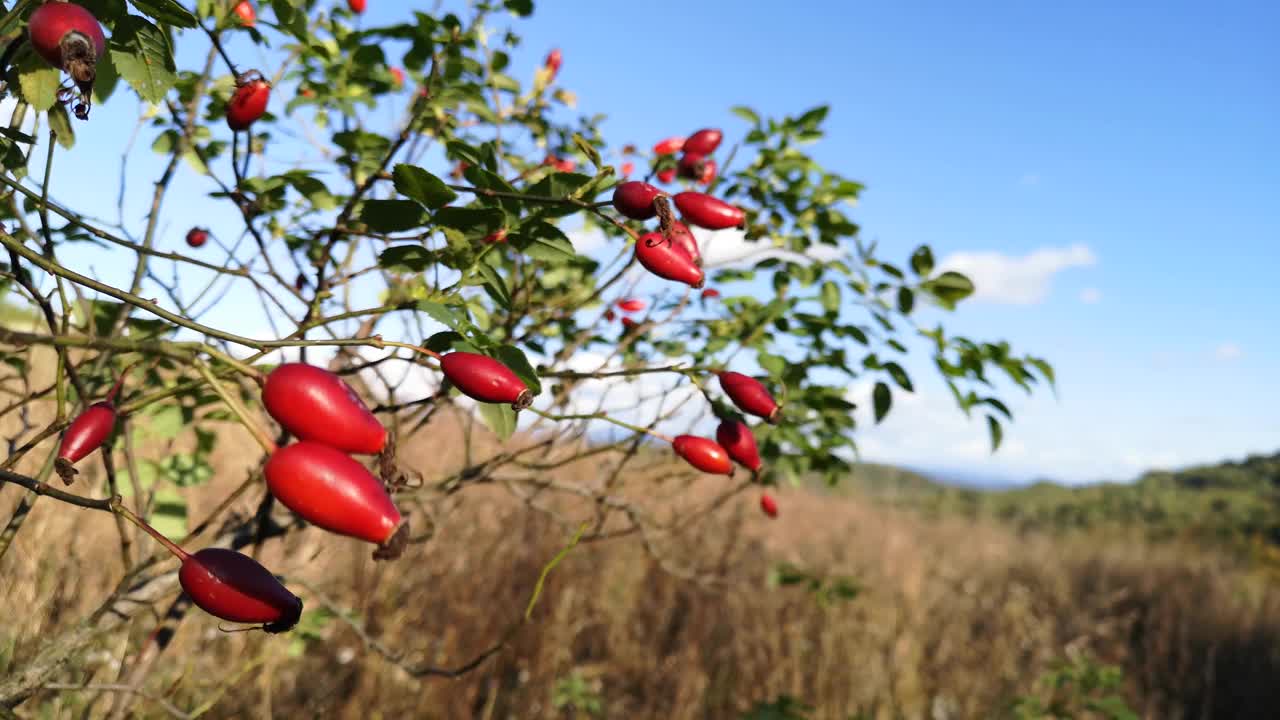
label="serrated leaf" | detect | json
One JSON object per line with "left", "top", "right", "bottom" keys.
{"left": 109, "top": 15, "right": 177, "bottom": 105}
{"left": 477, "top": 401, "right": 517, "bottom": 441}
{"left": 417, "top": 301, "right": 464, "bottom": 331}
{"left": 16, "top": 56, "right": 61, "bottom": 112}
{"left": 424, "top": 331, "right": 463, "bottom": 353}
{"left": 872, "top": 381, "right": 891, "bottom": 423}
{"left": 358, "top": 199, "right": 426, "bottom": 233}
{"left": 392, "top": 164, "right": 456, "bottom": 209}
{"left": 127, "top": 0, "right": 198, "bottom": 27}
{"left": 515, "top": 220, "right": 576, "bottom": 262}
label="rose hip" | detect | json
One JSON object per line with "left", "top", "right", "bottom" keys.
{"left": 716, "top": 419, "right": 762, "bottom": 474}
{"left": 683, "top": 128, "right": 723, "bottom": 156}
{"left": 180, "top": 548, "right": 304, "bottom": 632}
{"left": 718, "top": 371, "right": 781, "bottom": 424}
{"left": 439, "top": 352, "right": 533, "bottom": 410}
{"left": 674, "top": 192, "right": 744, "bottom": 230}
{"left": 635, "top": 231, "right": 703, "bottom": 288}
{"left": 262, "top": 363, "right": 387, "bottom": 455}
{"left": 226, "top": 76, "right": 270, "bottom": 131}
{"left": 672, "top": 435, "right": 733, "bottom": 475}
{"left": 760, "top": 493, "right": 779, "bottom": 518}
{"left": 612, "top": 181, "right": 663, "bottom": 220}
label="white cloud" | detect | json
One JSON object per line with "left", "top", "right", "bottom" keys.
{"left": 937, "top": 244, "right": 1097, "bottom": 305}
{"left": 1079, "top": 287, "right": 1102, "bottom": 304}
{"left": 1214, "top": 343, "right": 1243, "bottom": 361}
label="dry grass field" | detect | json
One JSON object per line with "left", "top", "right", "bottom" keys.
{"left": 2, "top": 349, "right": 1279, "bottom": 719}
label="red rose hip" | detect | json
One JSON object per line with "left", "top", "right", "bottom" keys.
{"left": 612, "top": 181, "right": 663, "bottom": 220}
{"left": 674, "top": 192, "right": 744, "bottom": 230}
{"left": 759, "top": 493, "right": 778, "bottom": 518}
{"left": 265, "top": 442, "right": 404, "bottom": 551}
{"left": 226, "top": 76, "right": 270, "bottom": 131}
{"left": 262, "top": 363, "right": 387, "bottom": 455}
{"left": 656, "top": 168, "right": 677, "bottom": 184}
{"left": 349, "top": 0, "right": 367, "bottom": 13}
{"left": 27, "top": 0, "right": 106, "bottom": 115}
{"left": 617, "top": 298, "right": 645, "bottom": 313}
{"left": 545, "top": 48, "right": 563, "bottom": 74}
{"left": 652, "top": 136, "right": 685, "bottom": 155}
{"left": 718, "top": 371, "right": 781, "bottom": 424}
{"left": 55, "top": 369, "right": 132, "bottom": 484}
{"left": 677, "top": 152, "right": 707, "bottom": 180}
{"left": 180, "top": 548, "right": 303, "bottom": 632}
{"left": 716, "top": 419, "right": 762, "bottom": 474}
{"left": 439, "top": 352, "right": 533, "bottom": 409}
{"left": 672, "top": 435, "right": 733, "bottom": 476}
{"left": 233, "top": 1, "right": 255, "bottom": 26}
{"left": 683, "top": 128, "right": 723, "bottom": 156}
{"left": 668, "top": 221, "right": 701, "bottom": 267}
{"left": 635, "top": 231, "right": 703, "bottom": 288}
{"left": 186, "top": 227, "right": 209, "bottom": 248}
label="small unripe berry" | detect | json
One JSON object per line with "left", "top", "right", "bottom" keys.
{"left": 545, "top": 48, "right": 563, "bottom": 74}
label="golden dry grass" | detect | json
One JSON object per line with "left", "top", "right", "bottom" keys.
{"left": 2, "top": 354, "right": 1279, "bottom": 719}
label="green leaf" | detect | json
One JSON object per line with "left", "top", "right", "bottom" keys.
{"left": 392, "top": 164, "right": 456, "bottom": 209}
{"left": 127, "top": 0, "right": 198, "bottom": 27}
{"left": 503, "top": 0, "right": 534, "bottom": 16}
{"left": 730, "top": 105, "right": 760, "bottom": 125}
{"left": 378, "top": 245, "right": 433, "bottom": 273}
{"left": 820, "top": 281, "right": 840, "bottom": 313}
{"left": 423, "top": 331, "right": 464, "bottom": 353}
{"left": 758, "top": 353, "right": 786, "bottom": 378}
{"left": 495, "top": 345, "right": 542, "bottom": 397}
{"left": 16, "top": 55, "right": 60, "bottom": 112}
{"left": 515, "top": 220, "right": 576, "bottom": 262}
{"left": 884, "top": 362, "right": 913, "bottom": 392}
{"left": 474, "top": 262, "right": 510, "bottom": 309}
{"left": 46, "top": 105, "right": 75, "bottom": 149}
{"left": 477, "top": 402, "right": 517, "bottom": 441}
{"left": 572, "top": 132, "right": 601, "bottom": 168}
{"left": 358, "top": 200, "right": 427, "bottom": 233}
{"left": 986, "top": 415, "right": 1003, "bottom": 452}
{"left": 922, "top": 271, "right": 975, "bottom": 308}
{"left": 418, "top": 301, "right": 466, "bottom": 331}
{"left": 910, "top": 245, "right": 934, "bottom": 276}
{"left": 432, "top": 206, "right": 504, "bottom": 234}
{"left": 872, "top": 382, "right": 891, "bottom": 423}
{"left": 109, "top": 15, "right": 178, "bottom": 105}
{"left": 896, "top": 286, "right": 914, "bottom": 314}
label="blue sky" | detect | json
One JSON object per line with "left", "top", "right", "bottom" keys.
{"left": 6, "top": 1, "right": 1278, "bottom": 484}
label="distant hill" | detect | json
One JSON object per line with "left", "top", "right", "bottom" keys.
{"left": 837, "top": 452, "right": 1280, "bottom": 556}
